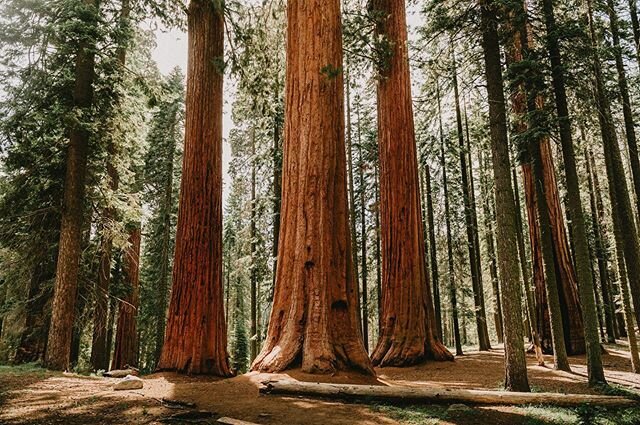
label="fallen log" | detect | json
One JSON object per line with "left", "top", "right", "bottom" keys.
{"left": 260, "top": 379, "right": 637, "bottom": 407}
{"left": 217, "top": 417, "right": 262, "bottom": 425}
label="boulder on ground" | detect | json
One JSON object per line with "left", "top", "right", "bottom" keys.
{"left": 113, "top": 375, "right": 143, "bottom": 391}
{"left": 447, "top": 403, "right": 473, "bottom": 413}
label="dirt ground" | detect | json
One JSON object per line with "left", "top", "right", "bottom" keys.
{"left": 1, "top": 343, "right": 639, "bottom": 425}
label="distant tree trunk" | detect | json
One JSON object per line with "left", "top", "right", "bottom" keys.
{"left": 512, "top": 164, "right": 544, "bottom": 365}
{"left": 586, "top": 148, "right": 616, "bottom": 343}
{"left": 479, "top": 150, "right": 503, "bottom": 343}
{"left": 360, "top": 158, "right": 369, "bottom": 351}
{"left": 539, "top": 0, "right": 604, "bottom": 384}
{"left": 424, "top": 166, "right": 443, "bottom": 341}
{"left": 157, "top": 0, "right": 231, "bottom": 376}
{"left": 45, "top": 0, "right": 100, "bottom": 371}
{"left": 370, "top": 0, "right": 452, "bottom": 366}
{"left": 250, "top": 128, "right": 258, "bottom": 363}
{"left": 111, "top": 228, "right": 141, "bottom": 370}
{"left": 251, "top": 0, "right": 373, "bottom": 375}
{"left": 91, "top": 0, "right": 130, "bottom": 371}
{"left": 451, "top": 46, "right": 491, "bottom": 351}
{"left": 607, "top": 0, "right": 640, "bottom": 229}
{"left": 357, "top": 108, "right": 369, "bottom": 351}
{"left": 628, "top": 0, "right": 640, "bottom": 68}
{"left": 479, "top": 0, "right": 530, "bottom": 391}
{"left": 586, "top": 0, "right": 640, "bottom": 334}
{"left": 154, "top": 118, "right": 177, "bottom": 366}
{"left": 15, "top": 259, "right": 54, "bottom": 363}
{"left": 436, "top": 82, "right": 463, "bottom": 357}
{"left": 345, "top": 65, "right": 361, "bottom": 334}
{"left": 374, "top": 167, "right": 382, "bottom": 336}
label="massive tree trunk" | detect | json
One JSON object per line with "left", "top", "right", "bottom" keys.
{"left": 44, "top": 0, "right": 100, "bottom": 371}
{"left": 504, "top": 7, "right": 578, "bottom": 371}
{"left": 541, "top": 0, "right": 604, "bottom": 384}
{"left": 424, "top": 166, "right": 443, "bottom": 341}
{"left": 250, "top": 0, "right": 372, "bottom": 375}
{"left": 111, "top": 228, "right": 141, "bottom": 370}
{"left": 157, "top": 0, "right": 231, "bottom": 376}
{"left": 479, "top": 0, "right": 530, "bottom": 391}
{"left": 452, "top": 46, "right": 491, "bottom": 351}
{"left": 370, "top": 0, "right": 452, "bottom": 366}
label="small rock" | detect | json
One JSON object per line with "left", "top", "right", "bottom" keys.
{"left": 105, "top": 368, "right": 140, "bottom": 378}
{"left": 447, "top": 403, "right": 473, "bottom": 413}
{"left": 114, "top": 374, "right": 144, "bottom": 390}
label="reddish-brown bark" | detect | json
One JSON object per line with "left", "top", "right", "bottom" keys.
{"left": 250, "top": 0, "right": 372, "bottom": 375}
{"left": 370, "top": 0, "right": 452, "bottom": 366}
{"left": 111, "top": 228, "right": 141, "bottom": 370}
{"left": 44, "top": 0, "right": 99, "bottom": 371}
{"left": 157, "top": 0, "right": 231, "bottom": 376}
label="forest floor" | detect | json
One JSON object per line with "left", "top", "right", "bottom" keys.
{"left": 1, "top": 343, "right": 640, "bottom": 425}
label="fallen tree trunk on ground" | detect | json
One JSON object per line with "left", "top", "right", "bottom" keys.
{"left": 260, "top": 379, "right": 636, "bottom": 407}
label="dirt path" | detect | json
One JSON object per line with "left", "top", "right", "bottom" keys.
{"left": 1, "top": 344, "right": 638, "bottom": 425}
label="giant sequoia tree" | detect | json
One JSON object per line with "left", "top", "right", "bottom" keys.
{"left": 370, "top": 0, "right": 452, "bottom": 366}
{"left": 250, "top": 0, "right": 373, "bottom": 375}
{"left": 157, "top": 0, "right": 231, "bottom": 376}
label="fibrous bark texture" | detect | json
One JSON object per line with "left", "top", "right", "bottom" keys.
{"left": 250, "top": 0, "right": 373, "bottom": 375}
{"left": 44, "top": 0, "right": 99, "bottom": 371}
{"left": 111, "top": 227, "right": 141, "bottom": 370}
{"left": 157, "top": 0, "right": 231, "bottom": 376}
{"left": 479, "top": 0, "right": 530, "bottom": 391}
{"left": 370, "top": 0, "right": 452, "bottom": 367}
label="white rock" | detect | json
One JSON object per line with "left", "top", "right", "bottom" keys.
{"left": 114, "top": 374, "right": 144, "bottom": 390}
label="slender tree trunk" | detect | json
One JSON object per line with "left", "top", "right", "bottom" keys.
{"left": 370, "top": 0, "right": 452, "bottom": 366}
{"left": 442, "top": 135, "right": 463, "bottom": 357}
{"left": 359, "top": 144, "right": 369, "bottom": 351}
{"left": 452, "top": 46, "right": 491, "bottom": 351}
{"left": 424, "top": 166, "right": 443, "bottom": 341}
{"left": 154, "top": 118, "right": 176, "bottom": 366}
{"left": 512, "top": 163, "right": 545, "bottom": 365}
{"left": 628, "top": 0, "right": 640, "bottom": 68}
{"left": 45, "top": 0, "right": 100, "bottom": 371}
{"left": 345, "top": 65, "right": 361, "bottom": 334}
{"left": 480, "top": 150, "right": 503, "bottom": 343}
{"left": 271, "top": 102, "right": 282, "bottom": 298}
{"left": 251, "top": 0, "right": 372, "bottom": 375}
{"left": 540, "top": 0, "right": 604, "bottom": 384}
{"left": 158, "top": 0, "right": 231, "bottom": 376}
{"left": 479, "top": 0, "right": 530, "bottom": 391}
{"left": 586, "top": 0, "right": 640, "bottom": 334}
{"left": 111, "top": 228, "right": 141, "bottom": 370}
{"left": 586, "top": 149, "right": 617, "bottom": 343}
{"left": 607, "top": 0, "right": 640, "bottom": 232}
{"left": 250, "top": 127, "right": 258, "bottom": 363}
{"left": 15, "top": 259, "right": 55, "bottom": 363}
{"left": 91, "top": 0, "right": 130, "bottom": 372}
{"left": 375, "top": 166, "right": 382, "bottom": 337}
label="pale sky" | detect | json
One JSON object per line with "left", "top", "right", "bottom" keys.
{"left": 152, "top": 25, "right": 235, "bottom": 201}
